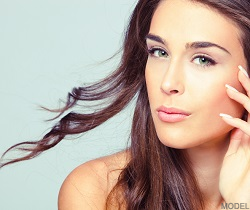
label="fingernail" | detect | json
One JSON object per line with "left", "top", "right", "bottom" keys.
{"left": 238, "top": 65, "right": 249, "bottom": 78}
{"left": 219, "top": 113, "right": 234, "bottom": 119}
{"left": 225, "top": 84, "right": 239, "bottom": 92}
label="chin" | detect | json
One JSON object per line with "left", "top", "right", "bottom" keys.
{"left": 157, "top": 135, "right": 197, "bottom": 149}
{"left": 156, "top": 131, "right": 230, "bottom": 150}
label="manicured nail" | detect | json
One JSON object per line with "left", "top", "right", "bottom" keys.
{"left": 225, "top": 84, "right": 239, "bottom": 92}
{"left": 238, "top": 65, "right": 249, "bottom": 78}
{"left": 219, "top": 113, "right": 233, "bottom": 119}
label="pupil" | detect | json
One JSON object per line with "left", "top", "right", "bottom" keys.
{"left": 160, "top": 51, "right": 165, "bottom": 56}
{"left": 200, "top": 57, "right": 207, "bottom": 63}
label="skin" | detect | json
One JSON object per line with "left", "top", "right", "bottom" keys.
{"left": 146, "top": 0, "right": 246, "bottom": 149}
{"left": 58, "top": 151, "right": 129, "bottom": 210}
{"left": 146, "top": 0, "right": 250, "bottom": 209}
{"left": 58, "top": 0, "right": 250, "bottom": 209}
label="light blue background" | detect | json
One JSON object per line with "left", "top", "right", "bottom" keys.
{"left": 0, "top": 1, "right": 136, "bottom": 209}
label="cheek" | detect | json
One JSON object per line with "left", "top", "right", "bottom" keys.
{"left": 145, "top": 67, "right": 158, "bottom": 99}
{"left": 145, "top": 58, "right": 168, "bottom": 92}
{"left": 221, "top": 75, "right": 245, "bottom": 118}
{"left": 198, "top": 77, "right": 244, "bottom": 120}
{"left": 221, "top": 91, "right": 244, "bottom": 119}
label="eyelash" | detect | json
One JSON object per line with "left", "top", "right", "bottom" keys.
{"left": 147, "top": 47, "right": 217, "bottom": 68}
{"left": 192, "top": 54, "right": 216, "bottom": 67}
{"left": 147, "top": 47, "right": 168, "bottom": 58}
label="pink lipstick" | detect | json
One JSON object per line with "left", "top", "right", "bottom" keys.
{"left": 156, "top": 106, "right": 190, "bottom": 123}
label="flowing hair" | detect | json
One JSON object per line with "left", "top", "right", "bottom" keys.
{"left": 1, "top": 0, "right": 250, "bottom": 209}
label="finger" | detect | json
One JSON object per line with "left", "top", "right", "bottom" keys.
{"left": 238, "top": 65, "right": 250, "bottom": 97}
{"left": 225, "top": 128, "right": 243, "bottom": 157}
{"left": 226, "top": 85, "right": 250, "bottom": 114}
{"left": 220, "top": 113, "right": 250, "bottom": 136}
{"left": 222, "top": 114, "right": 250, "bottom": 148}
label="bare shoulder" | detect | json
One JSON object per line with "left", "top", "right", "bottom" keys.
{"left": 58, "top": 150, "right": 130, "bottom": 210}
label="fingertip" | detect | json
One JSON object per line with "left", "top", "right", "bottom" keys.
{"left": 238, "top": 65, "right": 249, "bottom": 78}
{"left": 219, "top": 113, "right": 233, "bottom": 119}
{"left": 225, "top": 84, "right": 239, "bottom": 93}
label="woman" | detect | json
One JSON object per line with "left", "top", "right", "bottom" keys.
{"left": 2, "top": 0, "right": 250, "bottom": 209}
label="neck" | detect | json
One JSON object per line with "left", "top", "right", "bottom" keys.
{"left": 185, "top": 134, "right": 230, "bottom": 208}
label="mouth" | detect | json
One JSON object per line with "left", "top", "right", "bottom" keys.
{"left": 156, "top": 106, "right": 191, "bottom": 123}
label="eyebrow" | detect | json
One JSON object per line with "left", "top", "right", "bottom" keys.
{"left": 145, "top": 33, "right": 231, "bottom": 55}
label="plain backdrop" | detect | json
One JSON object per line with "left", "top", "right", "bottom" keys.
{"left": 0, "top": 1, "right": 136, "bottom": 209}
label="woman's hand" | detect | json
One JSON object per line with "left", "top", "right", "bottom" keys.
{"left": 219, "top": 65, "right": 250, "bottom": 204}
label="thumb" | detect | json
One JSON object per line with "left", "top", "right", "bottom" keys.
{"left": 225, "top": 128, "right": 243, "bottom": 157}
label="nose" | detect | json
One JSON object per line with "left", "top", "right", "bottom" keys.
{"left": 160, "top": 62, "right": 185, "bottom": 95}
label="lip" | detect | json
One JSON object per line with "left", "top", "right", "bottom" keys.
{"left": 156, "top": 106, "right": 191, "bottom": 123}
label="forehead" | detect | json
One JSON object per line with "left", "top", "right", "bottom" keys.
{"left": 149, "top": 0, "right": 241, "bottom": 49}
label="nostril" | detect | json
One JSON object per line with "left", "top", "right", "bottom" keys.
{"left": 160, "top": 81, "right": 184, "bottom": 95}
{"left": 170, "top": 90, "right": 179, "bottom": 94}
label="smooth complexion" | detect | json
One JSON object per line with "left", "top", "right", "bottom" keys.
{"left": 145, "top": 0, "right": 247, "bottom": 208}
{"left": 59, "top": 0, "right": 250, "bottom": 209}
{"left": 146, "top": 0, "right": 246, "bottom": 149}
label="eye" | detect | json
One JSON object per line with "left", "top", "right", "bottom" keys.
{"left": 193, "top": 55, "right": 216, "bottom": 67}
{"left": 148, "top": 47, "right": 168, "bottom": 58}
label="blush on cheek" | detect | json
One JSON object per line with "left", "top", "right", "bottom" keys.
{"left": 224, "top": 76, "right": 245, "bottom": 117}
{"left": 221, "top": 91, "right": 244, "bottom": 119}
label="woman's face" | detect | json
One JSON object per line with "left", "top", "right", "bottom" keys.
{"left": 145, "top": 0, "right": 247, "bottom": 149}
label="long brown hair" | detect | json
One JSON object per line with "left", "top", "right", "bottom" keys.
{"left": 1, "top": 0, "right": 250, "bottom": 209}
